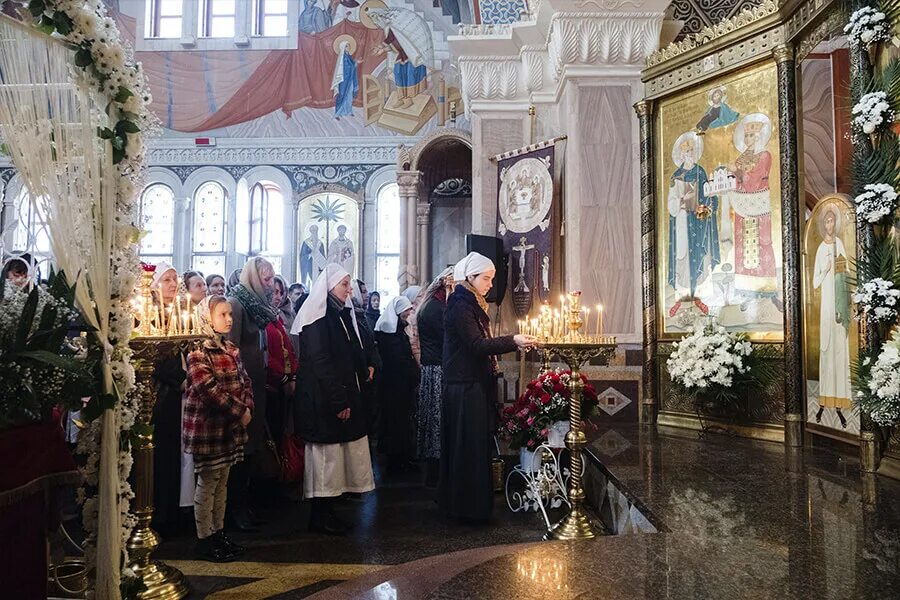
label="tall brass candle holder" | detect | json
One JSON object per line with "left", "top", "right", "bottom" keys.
{"left": 125, "top": 264, "right": 201, "bottom": 599}
{"left": 527, "top": 291, "right": 616, "bottom": 540}
{"left": 128, "top": 335, "right": 199, "bottom": 600}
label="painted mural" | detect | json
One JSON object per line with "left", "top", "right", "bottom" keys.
{"left": 656, "top": 61, "right": 783, "bottom": 341}
{"left": 108, "top": 1, "right": 463, "bottom": 136}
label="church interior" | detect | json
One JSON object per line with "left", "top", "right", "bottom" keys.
{"left": 1, "top": 0, "right": 900, "bottom": 598}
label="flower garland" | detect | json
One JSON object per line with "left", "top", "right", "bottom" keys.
{"left": 854, "top": 183, "right": 899, "bottom": 224}
{"left": 853, "top": 277, "right": 900, "bottom": 323}
{"left": 855, "top": 332, "right": 900, "bottom": 427}
{"left": 852, "top": 91, "right": 894, "bottom": 134}
{"left": 845, "top": 6, "right": 890, "bottom": 50}
{"left": 23, "top": 0, "right": 159, "bottom": 592}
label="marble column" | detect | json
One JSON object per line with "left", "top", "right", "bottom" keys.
{"left": 849, "top": 44, "right": 880, "bottom": 472}
{"left": 417, "top": 201, "right": 431, "bottom": 283}
{"left": 774, "top": 45, "right": 803, "bottom": 448}
{"left": 397, "top": 170, "right": 421, "bottom": 290}
{"left": 635, "top": 99, "right": 656, "bottom": 425}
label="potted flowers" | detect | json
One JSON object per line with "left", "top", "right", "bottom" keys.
{"left": 499, "top": 370, "right": 599, "bottom": 471}
{"left": 667, "top": 322, "right": 772, "bottom": 428}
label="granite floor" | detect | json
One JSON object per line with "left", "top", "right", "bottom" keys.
{"left": 144, "top": 426, "right": 900, "bottom": 599}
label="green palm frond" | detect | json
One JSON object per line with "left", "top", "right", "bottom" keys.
{"left": 310, "top": 197, "right": 346, "bottom": 224}
{"left": 882, "top": 0, "right": 900, "bottom": 34}
{"left": 849, "top": 235, "right": 900, "bottom": 288}
{"left": 851, "top": 131, "right": 900, "bottom": 194}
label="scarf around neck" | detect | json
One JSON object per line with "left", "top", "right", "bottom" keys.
{"left": 229, "top": 283, "right": 279, "bottom": 329}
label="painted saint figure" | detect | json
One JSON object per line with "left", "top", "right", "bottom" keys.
{"left": 299, "top": 0, "right": 333, "bottom": 34}
{"left": 300, "top": 224, "right": 327, "bottom": 288}
{"left": 327, "top": 224, "right": 355, "bottom": 276}
{"left": 812, "top": 205, "right": 851, "bottom": 428}
{"left": 696, "top": 86, "right": 740, "bottom": 133}
{"left": 365, "top": 5, "right": 433, "bottom": 109}
{"left": 332, "top": 36, "right": 359, "bottom": 119}
{"left": 667, "top": 132, "right": 719, "bottom": 317}
{"left": 726, "top": 113, "right": 780, "bottom": 310}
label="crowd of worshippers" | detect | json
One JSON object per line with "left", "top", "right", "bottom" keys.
{"left": 5, "top": 250, "right": 535, "bottom": 563}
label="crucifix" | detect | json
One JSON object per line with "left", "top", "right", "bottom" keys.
{"left": 513, "top": 236, "right": 535, "bottom": 293}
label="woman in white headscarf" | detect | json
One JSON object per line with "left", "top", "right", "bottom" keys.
{"left": 374, "top": 295, "right": 419, "bottom": 475}
{"left": 440, "top": 252, "right": 535, "bottom": 522}
{"left": 293, "top": 263, "right": 376, "bottom": 535}
{"left": 225, "top": 257, "right": 279, "bottom": 531}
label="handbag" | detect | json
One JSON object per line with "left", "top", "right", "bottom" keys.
{"left": 258, "top": 420, "right": 283, "bottom": 480}
{"left": 280, "top": 433, "right": 305, "bottom": 483}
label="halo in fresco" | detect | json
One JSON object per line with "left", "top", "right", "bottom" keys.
{"left": 733, "top": 113, "right": 772, "bottom": 153}
{"left": 671, "top": 131, "right": 704, "bottom": 167}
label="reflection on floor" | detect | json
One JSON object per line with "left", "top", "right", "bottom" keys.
{"left": 155, "top": 426, "right": 900, "bottom": 599}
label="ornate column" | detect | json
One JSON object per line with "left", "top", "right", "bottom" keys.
{"left": 396, "top": 170, "right": 421, "bottom": 291}
{"left": 849, "top": 43, "right": 880, "bottom": 472}
{"left": 774, "top": 44, "right": 803, "bottom": 448}
{"left": 635, "top": 99, "right": 657, "bottom": 425}
{"left": 417, "top": 201, "right": 431, "bottom": 284}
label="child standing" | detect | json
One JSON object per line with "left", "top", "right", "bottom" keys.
{"left": 184, "top": 296, "right": 254, "bottom": 562}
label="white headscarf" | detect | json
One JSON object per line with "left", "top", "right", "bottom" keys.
{"left": 374, "top": 295, "right": 413, "bottom": 333}
{"left": 151, "top": 261, "right": 176, "bottom": 290}
{"left": 291, "top": 263, "right": 361, "bottom": 342}
{"left": 351, "top": 279, "right": 365, "bottom": 309}
{"left": 452, "top": 252, "right": 495, "bottom": 283}
{"left": 402, "top": 286, "right": 421, "bottom": 303}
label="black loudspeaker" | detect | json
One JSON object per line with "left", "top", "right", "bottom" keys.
{"left": 465, "top": 234, "right": 508, "bottom": 304}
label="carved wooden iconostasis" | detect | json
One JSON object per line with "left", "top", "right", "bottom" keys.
{"left": 638, "top": 0, "right": 875, "bottom": 453}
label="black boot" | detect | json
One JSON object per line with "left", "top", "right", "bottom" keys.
{"left": 815, "top": 406, "right": 824, "bottom": 423}
{"left": 227, "top": 508, "right": 259, "bottom": 532}
{"left": 308, "top": 498, "right": 347, "bottom": 536}
{"left": 836, "top": 409, "right": 848, "bottom": 429}
{"left": 215, "top": 530, "right": 245, "bottom": 555}
{"left": 195, "top": 536, "right": 236, "bottom": 563}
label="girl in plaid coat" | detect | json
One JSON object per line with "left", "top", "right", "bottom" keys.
{"left": 184, "top": 295, "right": 254, "bottom": 562}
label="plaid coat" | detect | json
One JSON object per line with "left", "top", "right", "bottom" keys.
{"left": 183, "top": 339, "right": 255, "bottom": 457}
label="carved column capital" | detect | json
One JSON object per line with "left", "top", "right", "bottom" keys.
{"left": 633, "top": 99, "right": 652, "bottom": 118}
{"left": 416, "top": 201, "right": 431, "bottom": 225}
{"left": 772, "top": 44, "right": 794, "bottom": 65}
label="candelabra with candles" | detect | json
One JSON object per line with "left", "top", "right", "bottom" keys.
{"left": 520, "top": 291, "right": 616, "bottom": 540}
{"left": 126, "top": 264, "right": 201, "bottom": 600}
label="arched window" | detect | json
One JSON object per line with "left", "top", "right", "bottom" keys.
{"left": 237, "top": 181, "right": 284, "bottom": 274}
{"left": 138, "top": 183, "right": 175, "bottom": 266}
{"left": 374, "top": 183, "right": 400, "bottom": 300}
{"left": 192, "top": 181, "right": 227, "bottom": 276}
{"left": 9, "top": 186, "right": 52, "bottom": 278}
{"left": 296, "top": 191, "right": 359, "bottom": 289}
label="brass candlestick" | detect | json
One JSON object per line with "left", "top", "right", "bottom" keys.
{"left": 540, "top": 341, "right": 615, "bottom": 540}
{"left": 127, "top": 335, "right": 200, "bottom": 600}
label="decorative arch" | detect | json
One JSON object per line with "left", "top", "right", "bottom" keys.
{"left": 240, "top": 165, "right": 293, "bottom": 197}
{"left": 143, "top": 167, "right": 183, "bottom": 198}
{"left": 365, "top": 165, "right": 399, "bottom": 202}
{"left": 182, "top": 166, "right": 237, "bottom": 202}
{"left": 409, "top": 127, "right": 473, "bottom": 172}
{"left": 294, "top": 183, "right": 362, "bottom": 208}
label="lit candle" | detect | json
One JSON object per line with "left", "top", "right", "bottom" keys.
{"left": 182, "top": 311, "right": 190, "bottom": 334}
{"left": 584, "top": 307, "right": 590, "bottom": 340}
{"left": 598, "top": 304, "right": 604, "bottom": 340}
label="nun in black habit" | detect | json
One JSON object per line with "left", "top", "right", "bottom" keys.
{"left": 439, "top": 252, "right": 535, "bottom": 522}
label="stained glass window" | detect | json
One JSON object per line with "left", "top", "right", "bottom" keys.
{"left": 139, "top": 183, "right": 175, "bottom": 265}
{"left": 375, "top": 183, "right": 400, "bottom": 299}
{"left": 192, "top": 181, "right": 226, "bottom": 274}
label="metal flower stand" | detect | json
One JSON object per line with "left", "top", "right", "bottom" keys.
{"left": 127, "top": 336, "right": 200, "bottom": 600}
{"left": 505, "top": 442, "right": 572, "bottom": 530}
{"left": 540, "top": 342, "right": 616, "bottom": 540}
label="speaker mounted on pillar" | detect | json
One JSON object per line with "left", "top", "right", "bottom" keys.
{"left": 465, "top": 234, "right": 508, "bottom": 305}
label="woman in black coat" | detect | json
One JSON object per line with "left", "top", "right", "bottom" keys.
{"left": 440, "top": 253, "right": 534, "bottom": 522}
{"left": 352, "top": 280, "right": 382, "bottom": 437}
{"left": 292, "top": 264, "right": 376, "bottom": 535}
{"left": 374, "top": 295, "right": 419, "bottom": 474}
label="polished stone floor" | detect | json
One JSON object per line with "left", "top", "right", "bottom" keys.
{"left": 152, "top": 426, "right": 900, "bottom": 599}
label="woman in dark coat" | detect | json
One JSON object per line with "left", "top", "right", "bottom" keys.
{"left": 440, "top": 253, "right": 535, "bottom": 522}
{"left": 415, "top": 267, "right": 454, "bottom": 487}
{"left": 292, "top": 264, "right": 376, "bottom": 535}
{"left": 365, "top": 291, "right": 381, "bottom": 332}
{"left": 374, "top": 295, "right": 419, "bottom": 474}
{"left": 352, "top": 280, "right": 382, "bottom": 437}
{"left": 226, "top": 257, "right": 279, "bottom": 530}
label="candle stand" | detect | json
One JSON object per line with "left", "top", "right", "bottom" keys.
{"left": 540, "top": 341, "right": 616, "bottom": 540}
{"left": 127, "top": 335, "right": 201, "bottom": 600}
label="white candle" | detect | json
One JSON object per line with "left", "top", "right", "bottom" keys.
{"left": 584, "top": 307, "right": 590, "bottom": 340}
{"left": 598, "top": 305, "right": 604, "bottom": 339}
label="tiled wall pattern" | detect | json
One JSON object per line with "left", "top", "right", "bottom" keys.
{"left": 478, "top": 0, "right": 527, "bottom": 25}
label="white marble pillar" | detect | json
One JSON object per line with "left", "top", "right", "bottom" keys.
{"left": 417, "top": 201, "right": 431, "bottom": 283}
{"left": 396, "top": 170, "right": 421, "bottom": 290}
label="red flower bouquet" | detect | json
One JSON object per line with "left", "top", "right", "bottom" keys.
{"left": 499, "top": 369, "right": 599, "bottom": 450}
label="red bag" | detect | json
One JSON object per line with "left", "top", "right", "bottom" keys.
{"left": 280, "top": 433, "right": 305, "bottom": 483}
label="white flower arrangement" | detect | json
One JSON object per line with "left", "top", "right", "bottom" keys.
{"left": 667, "top": 323, "right": 752, "bottom": 390}
{"left": 854, "top": 183, "right": 899, "bottom": 224}
{"left": 853, "top": 277, "right": 900, "bottom": 323}
{"left": 22, "top": 0, "right": 158, "bottom": 591}
{"left": 856, "top": 333, "right": 900, "bottom": 426}
{"left": 853, "top": 91, "right": 894, "bottom": 135}
{"left": 844, "top": 6, "right": 890, "bottom": 50}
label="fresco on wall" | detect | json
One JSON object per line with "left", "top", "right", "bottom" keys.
{"left": 656, "top": 61, "right": 783, "bottom": 340}
{"left": 108, "top": 1, "right": 462, "bottom": 137}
